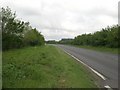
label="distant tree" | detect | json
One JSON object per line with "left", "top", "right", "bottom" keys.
{"left": 73, "top": 25, "right": 119, "bottom": 48}
{"left": 46, "top": 40, "right": 58, "bottom": 44}
{"left": 24, "top": 28, "right": 45, "bottom": 46}
{"left": 59, "top": 38, "right": 73, "bottom": 44}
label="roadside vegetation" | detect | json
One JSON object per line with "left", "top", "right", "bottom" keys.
{"left": 3, "top": 45, "right": 97, "bottom": 88}
{"left": 73, "top": 45, "right": 119, "bottom": 54}
{"left": 47, "top": 25, "right": 119, "bottom": 54}
{"left": 2, "top": 7, "right": 45, "bottom": 51}
{"left": 2, "top": 7, "right": 98, "bottom": 88}
{"left": 72, "top": 25, "right": 119, "bottom": 48}
{"left": 2, "top": 6, "right": 118, "bottom": 88}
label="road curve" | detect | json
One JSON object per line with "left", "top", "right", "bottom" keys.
{"left": 55, "top": 44, "right": 118, "bottom": 88}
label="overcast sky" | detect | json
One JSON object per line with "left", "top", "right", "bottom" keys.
{"left": 1, "top": 0, "right": 119, "bottom": 41}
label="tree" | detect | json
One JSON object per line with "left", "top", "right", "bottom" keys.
{"left": 24, "top": 28, "right": 45, "bottom": 46}
{"left": 2, "top": 7, "right": 45, "bottom": 50}
{"left": 59, "top": 38, "right": 73, "bottom": 44}
{"left": 2, "top": 7, "right": 25, "bottom": 50}
{"left": 73, "top": 25, "right": 119, "bottom": 48}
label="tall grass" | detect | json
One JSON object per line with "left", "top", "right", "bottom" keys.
{"left": 3, "top": 45, "right": 97, "bottom": 88}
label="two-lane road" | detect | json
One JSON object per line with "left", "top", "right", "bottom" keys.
{"left": 55, "top": 44, "right": 118, "bottom": 88}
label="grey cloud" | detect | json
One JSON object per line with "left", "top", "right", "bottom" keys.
{"left": 1, "top": 0, "right": 118, "bottom": 40}
{"left": 86, "top": 8, "right": 117, "bottom": 19}
{"left": 41, "top": 28, "right": 75, "bottom": 40}
{"left": 15, "top": 7, "right": 41, "bottom": 16}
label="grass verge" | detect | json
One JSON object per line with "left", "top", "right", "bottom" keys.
{"left": 72, "top": 45, "right": 119, "bottom": 54}
{"left": 0, "top": 51, "right": 2, "bottom": 89}
{"left": 3, "top": 45, "right": 97, "bottom": 88}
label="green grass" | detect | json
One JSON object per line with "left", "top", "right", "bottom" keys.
{"left": 3, "top": 45, "right": 97, "bottom": 88}
{"left": 0, "top": 51, "right": 2, "bottom": 89}
{"left": 72, "top": 45, "right": 119, "bottom": 54}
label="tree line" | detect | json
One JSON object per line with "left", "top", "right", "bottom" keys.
{"left": 73, "top": 25, "right": 119, "bottom": 48}
{"left": 2, "top": 7, "right": 45, "bottom": 50}
{"left": 54, "top": 25, "right": 119, "bottom": 48}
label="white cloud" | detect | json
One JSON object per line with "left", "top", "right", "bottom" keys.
{"left": 1, "top": 0, "right": 119, "bottom": 40}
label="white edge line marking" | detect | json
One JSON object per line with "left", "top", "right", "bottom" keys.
{"left": 104, "top": 85, "right": 111, "bottom": 88}
{"left": 63, "top": 50, "right": 106, "bottom": 80}
{"left": 57, "top": 46, "right": 111, "bottom": 89}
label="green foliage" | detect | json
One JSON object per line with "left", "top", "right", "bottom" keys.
{"left": 46, "top": 40, "right": 58, "bottom": 44}
{"left": 59, "top": 38, "right": 73, "bottom": 44}
{"left": 73, "top": 25, "right": 119, "bottom": 48}
{"left": 3, "top": 45, "right": 97, "bottom": 88}
{"left": 24, "top": 28, "right": 45, "bottom": 46}
{"left": 2, "top": 7, "right": 45, "bottom": 50}
{"left": 2, "top": 7, "right": 24, "bottom": 50}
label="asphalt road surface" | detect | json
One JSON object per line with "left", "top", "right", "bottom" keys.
{"left": 55, "top": 44, "right": 118, "bottom": 88}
